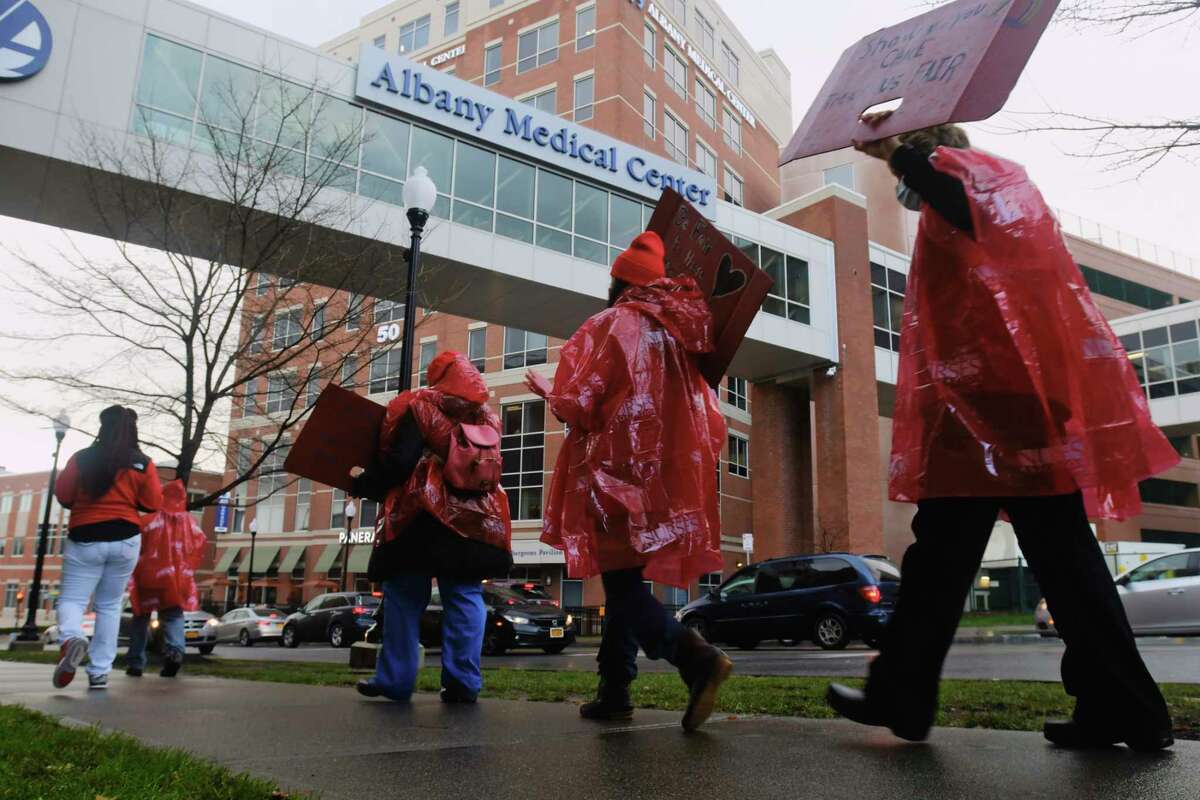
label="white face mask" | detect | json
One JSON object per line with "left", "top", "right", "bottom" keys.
{"left": 895, "top": 179, "right": 924, "bottom": 211}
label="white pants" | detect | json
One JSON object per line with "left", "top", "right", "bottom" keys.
{"left": 58, "top": 536, "right": 140, "bottom": 677}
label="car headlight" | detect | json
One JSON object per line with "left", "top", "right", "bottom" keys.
{"left": 565, "top": 614, "right": 574, "bottom": 627}
{"left": 206, "top": 618, "right": 219, "bottom": 627}
{"left": 150, "top": 619, "right": 160, "bottom": 629}
{"left": 504, "top": 614, "right": 530, "bottom": 625}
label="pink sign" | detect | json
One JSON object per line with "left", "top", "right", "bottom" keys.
{"left": 780, "top": 0, "right": 1059, "bottom": 164}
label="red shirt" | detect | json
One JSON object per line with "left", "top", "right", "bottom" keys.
{"left": 56, "top": 451, "right": 163, "bottom": 529}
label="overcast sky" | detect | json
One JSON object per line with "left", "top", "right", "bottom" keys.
{"left": 1, "top": 0, "right": 1196, "bottom": 474}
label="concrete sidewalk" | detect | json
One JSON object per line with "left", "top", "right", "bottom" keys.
{"left": 2, "top": 661, "right": 1195, "bottom": 800}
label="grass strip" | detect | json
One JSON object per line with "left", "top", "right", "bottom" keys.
{"left": 0, "top": 703, "right": 306, "bottom": 800}
{"left": 4, "top": 649, "right": 1196, "bottom": 739}
{"left": 956, "top": 613, "right": 1036, "bottom": 628}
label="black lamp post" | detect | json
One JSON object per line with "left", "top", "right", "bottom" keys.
{"left": 245, "top": 518, "right": 257, "bottom": 606}
{"left": 17, "top": 412, "right": 69, "bottom": 642}
{"left": 398, "top": 166, "right": 437, "bottom": 393}
{"left": 340, "top": 499, "right": 356, "bottom": 592}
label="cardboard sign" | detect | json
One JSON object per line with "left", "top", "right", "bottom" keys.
{"left": 646, "top": 188, "right": 774, "bottom": 389}
{"left": 780, "top": 0, "right": 1059, "bottom": 164}
{"left": 283, "top": 384, "right": 386, "bottom": 492}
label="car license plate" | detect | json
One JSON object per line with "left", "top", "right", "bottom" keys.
{"left": 185, "top": 631, "right": 198, "bottom": 639}
{"left": 550, "top": 627, "right": 564, "bottom": 639}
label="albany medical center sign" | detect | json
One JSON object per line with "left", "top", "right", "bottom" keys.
{"left": 356, "top": 45, "right": 716, "bottom": 217}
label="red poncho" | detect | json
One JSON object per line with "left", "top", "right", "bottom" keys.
{"left": 378, "top": 352, "right": 512, "bottom": 553}
{"left": 129, "top": 480, "right": 207, "bottom": 615}
{"left": 889, "top": 147, "right": 1178, "bottom": 518}
{"left": 540, "top": 278, "right": 726, "bottom": 587}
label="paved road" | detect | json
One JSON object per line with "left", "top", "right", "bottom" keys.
{"left": 3, "top": 660, "right": 1196, "bottom": 800}
{"left": 206, "top": 635, "right": 1200, "bottom": 683}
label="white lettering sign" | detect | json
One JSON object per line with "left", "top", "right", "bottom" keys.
{"left": 427, "top": 44, "right": 466, "bottom": 67}
{"left": 376, "top": 323, "right": 402, "bottom": 343}
{"left": 338, "top": 529, "right": 376, "bottom": 545}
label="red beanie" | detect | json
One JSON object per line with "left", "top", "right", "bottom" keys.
{"left": 611, "top": 231, "right": 666, "bottom": 287}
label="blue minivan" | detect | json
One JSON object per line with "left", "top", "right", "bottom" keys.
{"left": 675, "top": 553, "right": 900, "bottom": 650}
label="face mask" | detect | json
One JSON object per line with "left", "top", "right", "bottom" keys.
{"left": 895, "top": 179, "right": 924, "bottom": 211}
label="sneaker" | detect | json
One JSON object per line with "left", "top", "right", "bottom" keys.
{"left": 159, "top": 648, "right": 183, "bottom": 678}
{"left": 52, "top": 637, "right": 89, "bottom": 689}
{"left": 125, "top": 666, "right": 144, "bottom": 678}
{"left": 579, "top": 678, "right": 634, "bottom": 722}
{"left": 88, "top": 673, "right": 108, "bottom": 690}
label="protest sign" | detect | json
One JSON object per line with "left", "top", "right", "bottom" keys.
{"left": 283, "top": 384, "right": 385, "bottom": 492}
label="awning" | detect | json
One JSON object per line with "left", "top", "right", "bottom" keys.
{"left": 238, "top": 543, "right": 281, "bottom": 575}
{"left": 312, "top": 543, "right": 341, "bottom": 574}
{"left": 213, "top": 546, "right": 242, "bottom": 573}
{"left": 347, "top": 545, "right": 372, "bottom": 574}
{"left": 277, "top": 546, "right": 304, "bottom": 575}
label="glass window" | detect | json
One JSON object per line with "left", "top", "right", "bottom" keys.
{"left": 484, "top": 42, "right": 502, "bottom": 86}
{"left": 445, "top": 2, "right": 460, "bottom": 35}
{"left": 346, "top": 293, "right": 364, "bottom": 330}
{"left": 726, "top": 377, "right": 748, "bottom": 411}
{"left": 610, "top": 194, "right": 642, "bottom": 250}
{"left": 469, "top": 327, "right": 487, "bottom": 372}
{"left": 398, "top": 14, "right": 432, "bottom": 54}
{"left": 695, "top": 141, "right": 716, "bottom": 177}
{"left": 574, "top": 182, "right": 607, "bottom": 242}
{"left": 501, "top": 401, "right": 546, "bottom": 520}
{"left": 453, "top": 141, "right": 497, "bottom": 207}
{"left": 490, "top": 0, "right": 504, "bottom": 7}
{"left": 497, "top": 156, "right": 535, "bottom": 219}
{"left": 643, "top": 24, "right": 655, "bottom": 69}
{"left": 643, "top": 91, "right": 656, "bottom": 140}
{"left": 518, "top": 20, "right": 559, "bottom": 73}
{"left": 662, "top": 0, "right": 687, "bottom": 25}
{"left": 695, "top": 80, "right": 716, "bottom": 128}
{"left": 574, "top": 75, "right": 594, "bottom": 122}
{"left": 663, "top": 111, "right": 687, "bottom": 166}
{"left": 137, "top": 35, "right": 202, "bottom": 117}
{"left": 1139, "top": 478, "right": 1200, "bottom": 508}
{"left": 504, "top": 328, "right": 548, "bottom": 369}
{"left": 864, "top": 558, "right": 902, "bottom": 583}
{"left": 576, "top": 5, "right": 596, "bottom": 51}
{"left": 373, "top": 35, "right": 386, "bottom": 50}
{"left": 805, "top": 557, "right": 858, "bottom": 588}
{"left": 721, "top": 568, "right": 757, "bottom": 597}
{"left": 272, "top": 308, "right": 302, "bottom": 350}
{"left": 696, "top": 11, "right": 714, "bottom": 54}
{"left": 374, "top": 298, "right": 405, "bottom": 325}
{"left": 418, "top": 341, "right": 437, "bottom": 386}
{"left": 341, "top": 354, "right": 359, "bottom": 389}
{"left": 727, "top": 434, "right": 749, "bottom": 477}
{"left": 562, "top": 579, "right": 584, "bottom": 607}
{"left": 524, "top": 87, "right": 556, "bottom": 114}
{"left": 409, "top": 127, "right": 454, "bottom": 194}
{"left": 823, "top": 164, "right": 855, "bottom": 191}
{"left": 362, "top": 113, "right": 410, "bottom": 180}
{"left": 722, "top": 168, "right": 743, "bottom": 207}
{"left": 311, "top": 96, "right": 362, "bottom": 164}
{"left": 722, "top": 41, "right": 740, "bottom": 86}
{"left": 723, "top": 111, "right": 741, "bottom": 154}
{"left": 265, "top": 374, "right": 298, "bottom": 415}
{"left": 256, "top": 76, "right": 309, "bottom": 151}
{"left": 198, "top": 56, "right": 258, "bottom": 133}
{"left": 236, "top": 439, "right": 253, "bottom": 473}
{"left": 664, "top": 47, "right": 687, "bottom": 99}
{"left": 1127, "top": 553, "right": 1198, "bottom": 582}
{"left": 311, "top": 304, "right": 326, "bottom": 342}
{"left": 247, "top": 314, "right": 265, "bottom": 355}
{"left": 537, "top": 170, "right": 572, "bottom": 231}
{"left": 305, "top": 368, "right": 321, "bottom": 408}
{"left": 369, "top": 348, "right": 404, "bottom": 395}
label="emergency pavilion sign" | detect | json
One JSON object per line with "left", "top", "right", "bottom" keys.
{"left": 780, "top": 0, "right": 1059, "bottom": 163}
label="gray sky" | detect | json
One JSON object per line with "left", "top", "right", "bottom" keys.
{"left": 1, "top": 0, "right": 1196, "bottom": 474}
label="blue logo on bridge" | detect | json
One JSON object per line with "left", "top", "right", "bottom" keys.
{"left": 0, "top": 0, "right": 52, "bottom": 82}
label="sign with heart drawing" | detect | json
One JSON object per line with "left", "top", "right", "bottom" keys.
{"left": 646, "top": 188, "right": 774, "bottom": 389}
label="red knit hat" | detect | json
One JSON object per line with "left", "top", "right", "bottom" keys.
{"left": 611, "top": 231, "right": 666, "bottom": 287}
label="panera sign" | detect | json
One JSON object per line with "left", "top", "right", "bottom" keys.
{"left": 644, "top": 3, "right": 757, "bottom": 129}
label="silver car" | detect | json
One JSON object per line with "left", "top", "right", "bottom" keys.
{"left": 214, "top": 606, "right": 287, "bottom": 646}
{"left": 1035, "top": 548, "right": 1200, "bottom": 636}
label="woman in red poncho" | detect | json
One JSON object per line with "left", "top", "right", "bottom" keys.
{"left": 351, "top": 351, "right": 512, "bottom": 704}
{"left": 827, "top": 114, "right": 1176, "bottom": 752}
{"left": 526, "top": 231, "right": 733, "bottom": 732}
{"left": 126, "top": 479, "right": 207, "bottom": 678}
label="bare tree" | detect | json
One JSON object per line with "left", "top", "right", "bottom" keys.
{"left": 1056, "top": 0, "right": 1200, "bottom": 33}
{"left": 0, "top": 65, "right": 447, "bottom": 511}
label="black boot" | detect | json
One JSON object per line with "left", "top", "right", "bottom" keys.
{"left": 675, "top": 628, "right": 733, "bottom": 732}
{"left": 579, "top": 678, "right": 634, "bottom": 722}
{"left": 1044, "top": 719, "right": 1173, "bottom": 753}
{"left": 826, "top": 683, "right": 929, "bottom": 742}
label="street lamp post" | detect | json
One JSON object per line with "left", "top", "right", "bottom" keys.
{"left": 398, "top": 166, "right": 437, "bottom": 393}
{"left": 17, "top": 412, "right": 69, "bottom": 642}
{"left": 246, "top": 518, "right": 257, "bottom": 606}
{"left": 340, "top": 499, "right": 357, "bottom": 592}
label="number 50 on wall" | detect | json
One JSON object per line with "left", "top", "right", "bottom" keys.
{"left": 376, "top": 323, "right": 402, "bottom": 343}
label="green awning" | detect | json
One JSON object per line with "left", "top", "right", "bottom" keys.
{"left": 347, "top": 545, "right": 373, "bottom": 574}
{"left": 312, "top": 543, "right": 341, "bottom": 574}
{"left": 277, "top": 546, "right": 304, "bottom": 575}
{"left": 238, "top": 543, "right": 281, "bottom": 575}
{"left": 213, "top": 546, "right": 242, "bottom": 573}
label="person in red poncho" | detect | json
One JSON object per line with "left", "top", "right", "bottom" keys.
{"left": 827, "top": 113, "right": 1176, "bottom": 752}
{"left": 125, "top": 479, "right": 207, "bottom": 678}
{"left": 525, "top": 231, "right": 733, "bottom": 732}
{"left": 351, "top": 351, "right": 512, "bottom": 703}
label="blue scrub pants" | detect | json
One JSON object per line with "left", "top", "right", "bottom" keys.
{"left": 372, "top": 574, "right": 486, "bottom": 702}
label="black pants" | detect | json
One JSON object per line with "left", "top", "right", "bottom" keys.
{"left": 868, "top": 493, "right": 1171, "bottom": 737}
{"left": 597, "top": 568, "right": 685, "bottom": 685}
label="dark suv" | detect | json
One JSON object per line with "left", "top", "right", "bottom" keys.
{"left": 281, "top": 592, "right": 381, "bottom": 648}
{"left": 675, "top": 553, "right": 900, "bottom": 650}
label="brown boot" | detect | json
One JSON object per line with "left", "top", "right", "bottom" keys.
{"left": 675, "top": 628, "right": 733, "bottom": 732}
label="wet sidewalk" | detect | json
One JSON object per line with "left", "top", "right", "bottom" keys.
{"left": 2, "top": 660, "right": 1195, "bottom": 800}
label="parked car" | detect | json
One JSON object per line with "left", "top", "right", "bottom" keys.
{"left": 675, "top": 553, "right": 900, "bottom": 650}
{"left": 420, "top": 583, "right": 575, "bottom": 656}
{"left": 41, "top": 612, "right": 96, "bottom": 645}
{"left": 1036, "top": 548, "right": 1200, "bottom": 637}
{"left": 280, "top": 592, "right": 381, "bottom": 648}
{"left": 214, "top": 606, "right": 286, "bottom": 647}
{"left": 488, "top": 580, "right": 559, "bottom": 606}
{"left": 42, "top": 602, "right": 218, "bottom": 655}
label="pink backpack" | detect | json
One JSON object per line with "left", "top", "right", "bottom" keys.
{"left": 444, "top": 423, "right": 501, "bottom": 493}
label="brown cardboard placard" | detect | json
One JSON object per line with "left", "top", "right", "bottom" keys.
{"left": 283, "top": 384, "right": 386, "bottom": 492}
{"left": 646, "top": 188, "right": 774, "bottom": 389}
{"left": 780, "top": 0, "right": 1059, "bottom": 164}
